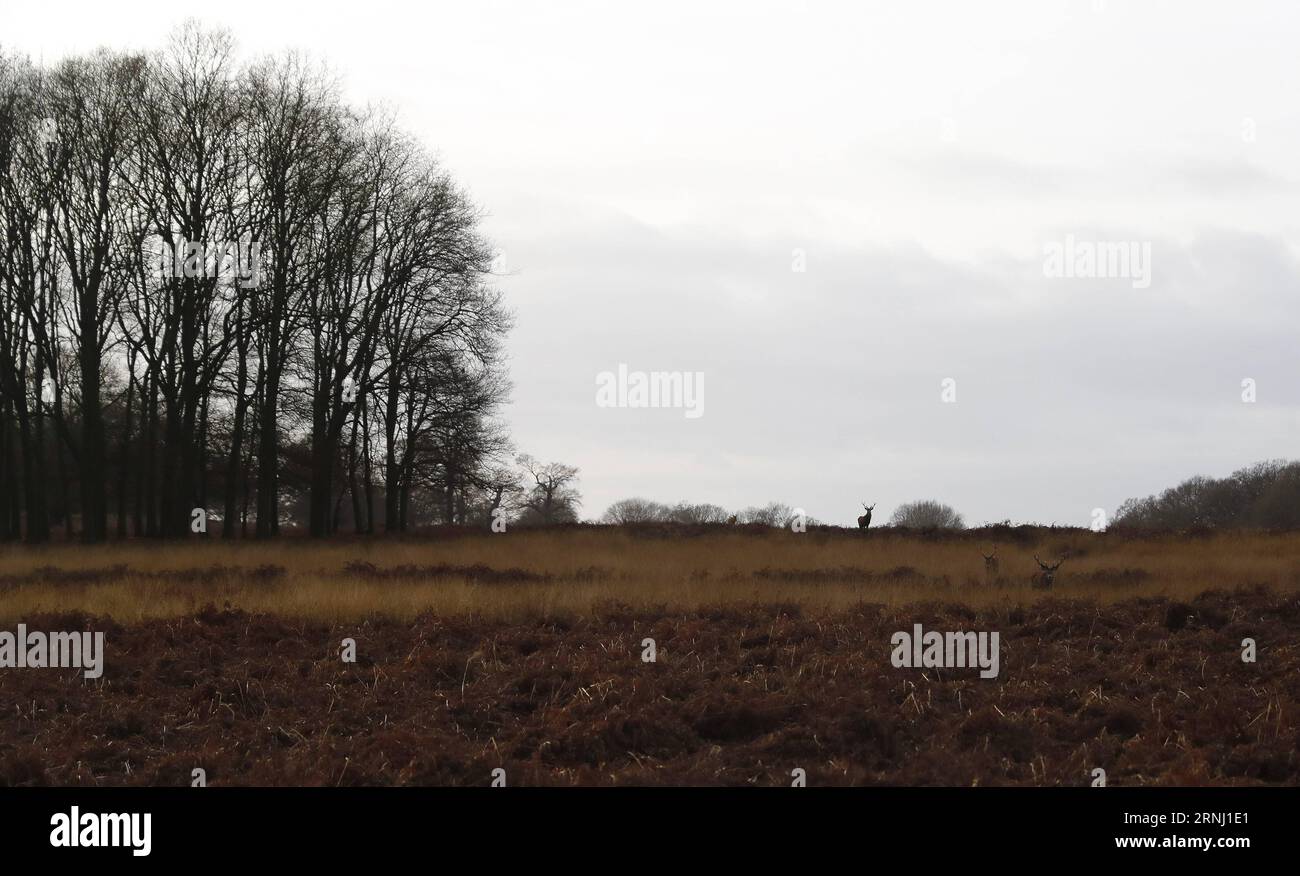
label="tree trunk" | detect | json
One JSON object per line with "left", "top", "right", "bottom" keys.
{"left": 116, "top": 360, "right": 135, "bottom": 540}
{"left": 27, "top": 350, "right": 50, "bottom": 543}
{"left": 223, "top": 342, "right": 250, "bottom": 539}
{"left": 78, "top": 296, "right": 106, "bottom": 543}
{"left": 383, "top": 374, "right": 401, "bottom": 532}
{"left": 144, "top": 368, "right": 159, "bottom": 537}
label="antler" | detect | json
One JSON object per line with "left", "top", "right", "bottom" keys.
{"left": 1034, "top": 554, "right": 1064, "bottom": 571}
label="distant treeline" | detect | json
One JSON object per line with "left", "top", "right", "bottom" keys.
{"left": 0, "top": 25, "right": 514, "bottom": 543}
{"left": 601, "top": 498, "right": 803, "bottom": 526}
{"left": 1114, "top": 460, "right": 1300, "bottom": 530}
{"left": 600, "top": 497, "right": 966, "bottom": 529}
{"left": 604, "top": 466, "right": 1300, "bottom": 533}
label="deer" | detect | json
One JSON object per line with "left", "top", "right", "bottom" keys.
{"left": 981, "top": 545, "right": 999, "bottom": 578}
{"left": 726, "top": 515, "right": 737, "bottom": 525}
{"left": 1032, "top": 555, "right": 1065, "bottom": 589}
{"left": 857, "top": 503, "right": 876, "bottom": 530}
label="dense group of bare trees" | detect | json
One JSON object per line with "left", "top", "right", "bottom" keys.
{"left": 1115, "top": 459, "right": 1300, "bottom": 530}
{"left": 600, "top": 498, "right": 815, "bottom": 527}
{"left": 0, "top": 26, "right": 516, "bottom": 542}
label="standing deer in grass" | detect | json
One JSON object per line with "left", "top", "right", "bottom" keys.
{"left": 857, "top": 503, "right": 876, "bottom": 530}
{"left": 726, "top": 515, "right": 737, "bottom": 525}
{"left": 1032, "top": 555, "right": 1065, "bottom": 589}
{"left": 981, "top": 545, "right": 999, "bottom": 578}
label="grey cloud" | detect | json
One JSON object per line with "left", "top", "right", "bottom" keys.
{"left": 501, "top": 211, "right": 1300, "bottom": 525}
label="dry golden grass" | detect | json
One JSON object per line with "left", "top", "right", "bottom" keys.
{"left": 2, "top": 527, "right": 1298, "bottom": 623}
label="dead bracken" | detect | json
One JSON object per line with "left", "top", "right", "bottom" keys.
{"left": 0, "top": 587, "right": 1295, "bottom": 786}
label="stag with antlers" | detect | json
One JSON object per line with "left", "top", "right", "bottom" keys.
{"left": 857, "top": 503, "right": 876, "bottom": 530}
{"left": 1032, "top": 555, "right": 1065, "bottom": 589}
{"left": 981, "top": 545, "right": 999, "bottom": 578}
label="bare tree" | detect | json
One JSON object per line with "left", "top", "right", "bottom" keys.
{"left": 670, "top": 502, "right": 731, "bottom": 524}
{"left": 43, "top": 52, "right": 145, "bottom": 541}
{"left": 127, "top": 24, "right": 248, "bottom": 537}
{"left": 602, "top": 497, "right": 671, "bottom": 524}
{"left": 889, "top": 499, "right": 964, "bottom": 529}
{"left": 0, "top": 49, "right": 56, "bottom": 542}
{"left": 243, "top": 51, "right": 341, "bottom": 537}
{"left": 739, "top": 502, "right": 794, "bottom": 527}
{"left": 516, "top": 454, "right": 580, "bottom": 525}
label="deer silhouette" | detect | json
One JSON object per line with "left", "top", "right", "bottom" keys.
{"left": 981, "top": 545, "right": 999, "bottom": 577}
{"left": 1032, "top": 555, "right": 1065, "bottom": 589}
{"left": 726, "top": 515, "right": 737, "bottom": 525}
{"left": 857, "top": 503, "right": 876, "bottom": 530}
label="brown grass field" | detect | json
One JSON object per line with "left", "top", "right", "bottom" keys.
{"left": 1, "top": 525, "right": 1298, "bottom": 786}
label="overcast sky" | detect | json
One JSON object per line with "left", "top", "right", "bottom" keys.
{"left": 4, "top": 0, "right": 1298, "bottom": 525}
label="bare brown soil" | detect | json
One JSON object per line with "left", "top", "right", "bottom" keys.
{"left": 2, "top": 585, "right": 1296, "bottom": 786}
